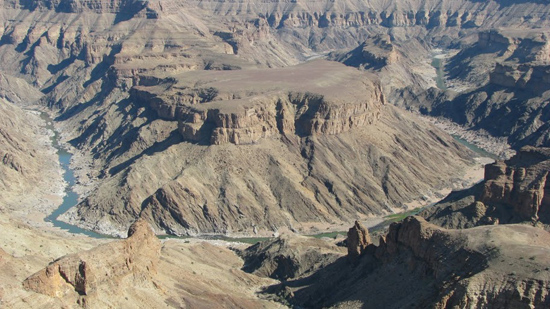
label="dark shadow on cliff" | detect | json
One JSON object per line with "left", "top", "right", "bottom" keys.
{"left": 260, "top": 240, "right": 489, "bottom": 309}
{"left": 108, "top": 129, "right": 182, "bottom": 176}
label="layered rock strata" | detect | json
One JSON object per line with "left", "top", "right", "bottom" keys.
{"left": 422, "top": 146, "right": 550, "bottom": 229}
{"left": 23, "top": 219, "right": 161, "bottom": 298}
{"left": 264, "top": 216, "right": 550, "bottom": 308}
{"left": 346, "top": 221, "right": 371, "bottom": 259}
{"left": 481, "top": 146, "right": 550, "bottom": 222}
{"left": 130, "top": 60, "right": 384, "bottom": 145}
{"left": 13, "top": 219, "right": 280, "bottom": 308}
{"left": 239, "top": 233, "right": 345, "bottom": 280}
{"left": 58, "top": 61, "right": 474, "bottom": 236}
{"left": 3, "top": 0, "right": 541, "bottom": 237}
{"left": 417, "top": 29, "right": 550, "bottom": 148}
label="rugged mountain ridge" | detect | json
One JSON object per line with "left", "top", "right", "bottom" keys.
{"left": 256, "top": 217, "right": 550, "bottom": 308}
{"left": 11, "top": 219, "right": 281, "bottom": 308}
{"left": 403, "top": 29, "right": 550, "bottom": 149}
{"left": 422, "top": 146, "right": 550, "bottom": 230}
{"left": 60, "top": 62, "right": 473, "bottom": 236}
{"left": 1, "top": 0, "right": 548, "bottom": 236}
{"left": 129, "top": 61, "right": 384, "bottom": 145}
{"left": 23, "top": 219, "right": 161, "bottom": 298}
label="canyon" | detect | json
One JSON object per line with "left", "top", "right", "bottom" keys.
{"left": 1, "top": 0, "right": 550, "bottom": 307}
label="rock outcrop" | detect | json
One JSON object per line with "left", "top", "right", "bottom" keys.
{"left": 481, "top": 146, "right": 550, "bottom": 222}
{"left": 65, "top": 105, "right": 473, "bottom": 236}
{"left": 130, "top": 61, "right": 385, "bottom": 145}
{"left": 49, "top": 57, "right": 475, "bottom": 237}
{"left": 23, "top": 219, "right": 161, "bottom": 298}
{"left": 3, "top": 0, "right": 549, "bottom": 237}
{"left": 268, "top": 217, "right": 550, "bottom": 308}
{"left": 239, "top": 233, "right": 345, "bottom": 280}
{"left": 332, "top": 34, "right": 400, "bottom": 70}
{"left": 422, "top": 146, "right": 550, "bottom": 230}
{"left": 346, "top": 221, "right": 371, "bottom": 259}
{"left": 415, "top": 29, "right": 550, "bottom": 148}
{"left": 0, "top": 97, "right": 67, "bottom": 218}
{"left": 6, "top": 219, "right": 280, "bottom": 308}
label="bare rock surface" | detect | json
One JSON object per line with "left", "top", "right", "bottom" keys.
{"left": 17, "top": 219, "right": 282, "bottom": 308}
{"left": 346, "top": 221, "right": 371, "bottom": 259}
{"left": 422, "top": 146, "right": 550, "bottom": 230}
{"left": 23, "top": 219, "right": 160, "bottom": 298}
{"left": 1, "top": 0, "right": 545, "bottom": 237}
{"left": 405, "top": 29, "right": 550, "bottom": 149}
{"left": 2, "top": 2, "right": 550, "bottom": 307}
{"left": 38, "top": 58, "right": 474, "bottom": 237}
{"left": 264, "top": 216, "right": 550, "bottom": 308}
{"left": 63, "top": 103, "right": 473, "bottom": 236}
{"left": 239, "top": 233, "right": 345, "bottom": 280}
{"left": 0, "top": 98, "right": 66, "bottom": 220}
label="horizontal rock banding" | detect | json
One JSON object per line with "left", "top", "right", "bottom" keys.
{"left": 130, "top": 60, "right": 384, "bottom": 145}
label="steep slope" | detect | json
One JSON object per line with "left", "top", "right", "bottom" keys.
{"left": 1, "top": 0, "right": 549, "bottom": 236}
{"left": 399, "top": 29, "right": 550, "bottom": 149}
{"left": 257, "top": 217, "right": 550, "bottom": 308}
{"left": 11, "top": 219, "right": 282, "bottom": 308}
{"left": 422, "top": 146, "right": 550, "bottom": 230}
{"left": 239, "top": 233, "right": 345, "bottom": 281}
{"left": 56, "top": 61, "right": 474, "bottom": 236}
{"left": 0, "top": 99, "right": 65, "bottom": 218}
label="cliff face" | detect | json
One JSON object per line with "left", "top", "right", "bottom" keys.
{"left": 421, "top": 29, "right": 550, "bottom": 148}
{"left": 23, "top": 219, "right": 161, "bottom": 298}
{"left": 130, "top": 61, "right": 384, "bottom": 146}
{"left": 239, "top": 234, "right": 345, "bottom": 280}
{"left": 55, "top": 62, "right": 474, "bottom": 237}
{"left": 265, "top": 217, "right": 550, "bottom": 308}
{"left": 422, "top": 146, "right": 550, "bottom": 230}
{"left": 16, "top": 219, "right": 280, "bottom": 308}
{"left": 481, "top": 146, "right": 550, "bottom": 222}
{"left": 0, "top": 98, "right": 66, "bottom": 219}
{"left": 2, "top": 0, "right": 548, "bottom": 236}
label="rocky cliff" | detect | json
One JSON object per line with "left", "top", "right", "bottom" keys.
{"left": 261, "top": 216, "right": 550, "bottom": 308}
{"left": 55, "top": 61, "right": 474, "bottom": 237}
{"left": 422, "top": 146, "right": 550, "bottom": 230}
{"left": 239, "top": 233, "right": 345, "bottom": 280}
{"left": 413, "top": 29, "right": 550, "bottom": 148}
{"left": 11, "top": 219, "right": 281, "bottom": 308}
{"left": 481, "top": 146, "right": 550, "bottom": 222}
{"left": 1, "top": 0, "right": 548, "bottom": 236}
{"left": 130, "top": 60, "right": 384, "bottom": 145}
{"left": 346, "top": 220, "right": 371, "bottom": 259}
{"left": 23, "top": 219, "right": 161, "bottom": 298}
{"left": 0, "top": 97, "right": 66, "bottom": 218}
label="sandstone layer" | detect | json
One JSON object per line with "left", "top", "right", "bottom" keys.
{"left": 23, "top": 219, "right": 161, "bottom": 298}
{"left": 18, "top": 219, "right": 282, "bottom": 308}
{"left": 1, "top": 0, "right": 548, "bottom": 236}
{"left": 239, "top": 233, "right": 345, "bottom": 281}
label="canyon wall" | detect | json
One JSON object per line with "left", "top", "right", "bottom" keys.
{"left": 2, "top": 0, "right": 549, "bottom": 235}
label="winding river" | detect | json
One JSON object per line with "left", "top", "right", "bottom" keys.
{"left": 41, "top": 52, "right": 497, "bottom": 241}
{"left": 41, "top": 113, "right": 105, "bottom": 238}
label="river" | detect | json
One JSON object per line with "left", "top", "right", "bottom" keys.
{"left": 40, "top": 51, "right": 498, "bottom": 241}
{"left": 41, "top": 113, "right": 106, "bottom": 238}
